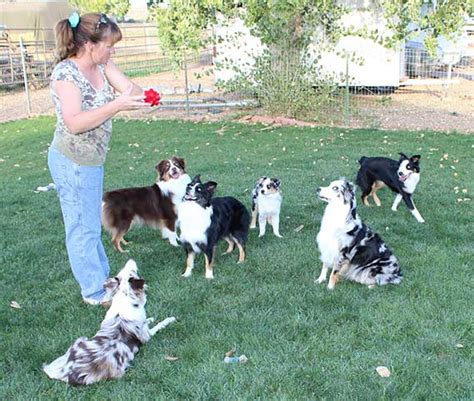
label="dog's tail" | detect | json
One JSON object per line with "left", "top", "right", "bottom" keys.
{"left": 376, "top": 268, "right": 403, "bottom": 286}
{"left": 43, "top": 353, "right": 70, "bottom": 382}
{"left": 376, "top": 274, "right": 403, "bottom": 286}
{"left": 358, "top": 156, "right": 368, "bottom": 165}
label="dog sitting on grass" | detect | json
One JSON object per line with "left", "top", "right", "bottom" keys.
{"left": 315, "top": 178, "right": 403, "bottom": 289}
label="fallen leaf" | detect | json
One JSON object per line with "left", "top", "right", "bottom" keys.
{"left": 294, "top": 225, "right": 304, "bottom": 232}
{"left": 376, "top": 366, "right": 391, "bottom": 377}
{"left": 455, "top": 343, "right": 464, "bottom": 348}
{"left": 164, "top": 355, "right": 178, "bottom": 361}
{"left": 225, "top": 348, "right": 236, "bottom": 358}
{"left": 10, "top": 301, "right": 22, "bottom": 309}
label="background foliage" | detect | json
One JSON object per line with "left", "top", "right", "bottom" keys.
{"left": 68, "top": 0, "right": 131, "bottom": 20}
{"left": 378, "top": 0, "right": 470, "bottom": 55}
{"left": 148, "top": 1, "right": 470, "bottom": 121}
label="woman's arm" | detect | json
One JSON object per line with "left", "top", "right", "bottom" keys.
{"left": 105, "top": 59, "right": 143, "bottom": 95}
{"left": 53, "top": 80, "right": 149, "bottom": 135}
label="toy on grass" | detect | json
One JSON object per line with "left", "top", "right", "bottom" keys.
{"left": 224, "top": 355, "right": 248, "bottom": 364}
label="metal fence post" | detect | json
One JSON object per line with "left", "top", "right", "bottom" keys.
{"left": 183, "top": 51, "right": 190, "bottom": 117}
{"left": 446, "top": 62, "right": 453, "bottom": 98}
{"left": 42, "top": 30, "right": 48, "bottom": 81}
{"left": 19, "top": 36, "right": 32, "bottom": 116}
{"left": 344, "top": 53, "right": 350, "bottom": 125}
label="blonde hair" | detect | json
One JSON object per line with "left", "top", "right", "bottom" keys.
{"left": 54, "top": 13, "right": 122, "bottom": 62}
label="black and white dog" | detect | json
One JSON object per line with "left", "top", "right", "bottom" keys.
{"left": 250, "top": 176, "right": 283, "bottom": 238}
{"left": 356, "top": 153, "right": 424, "bottom": 223}
{"left": 43, "top": 259, "right": 176, "bottom": 385}
{"left": 177, "top": 175, "right": 250, "bottom": 279}
{"left": 315, "top": 178, "right": 403, "bottom": 289}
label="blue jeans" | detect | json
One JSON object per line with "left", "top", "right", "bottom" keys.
{"left": 48, "top": 147, "right": 109, "bottom": 301}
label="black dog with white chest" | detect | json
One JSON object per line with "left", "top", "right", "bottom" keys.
{"left": 177, "top": 175, "right": 250, "bottom": 279}
{"left": 356, "top": 153, "right": 424, "bottom": 223}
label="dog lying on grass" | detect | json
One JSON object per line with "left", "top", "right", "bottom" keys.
{"left": 43, "top": 259, "right": 176, "bottom": 385}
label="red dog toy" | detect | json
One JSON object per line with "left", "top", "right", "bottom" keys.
{"left": 144, "top": 88, "right": 161, "bottom": 106}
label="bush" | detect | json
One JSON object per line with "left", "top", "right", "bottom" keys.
{"left": 217, "top": 43, "right": 345, "bottom": 123}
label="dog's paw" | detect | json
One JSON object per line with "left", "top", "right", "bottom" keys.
{"left": 315, "top": 277, "right": 326, "bottom": 284}
{"left": 164, "top": 317, "right": 177, "bottom": 324}
{"left": 205, "top": 273, "right": 214, "bottom": 280}
{"left": 181, "top": 272, "right": 192, "bottom": 278}
{"left": 327, "top": 282, "right": 335, "bottom": 290}
{"left": 250, "top": 224, "right": 256, "bottom": 229}
{"left": 146, "top": 317, "right": 155, "bottom": 324}
{"left": 168, "top": 236, "right": 179, "bottom": 246}
{"left": 274, "top": 233, "right": 283, "bottom": 238}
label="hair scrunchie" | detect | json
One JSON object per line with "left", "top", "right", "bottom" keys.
{"left": 68, "top": 12, "right": 80, "bottom": 29}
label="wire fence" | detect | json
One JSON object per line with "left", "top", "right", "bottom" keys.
{"left": 1, "top": 23, "right": 473, "bottom": 131}
{"left": 0, "top": 23, "right": 173, "bottom": 89}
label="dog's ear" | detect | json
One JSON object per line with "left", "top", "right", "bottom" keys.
{"left": 155, "top": 160, "right": 168, "bottom": 179}
{"left": 129, "top": 278, "right": 145, "bottom": 291}
{"left": 173, "top": 156, "right": 185, "bottom": 170}
{"left": 104, "top": 277, "right": 120, "bottom": 294}
{"left": 410, "top": 155, "right": 421, "bottom": 164}
{"left": 191, "top": 174, "right": 201, "bottom": 184}
{"left": 257, "top": 176, "right": 267, "bottom": 186}
{"left": 204, "top": 181, "right": 217, "bottom": 194}
{"left": 399, "top": 153, "right": 408, "bottom": 161}
{"left": 342, "top": 180, "right": 355, "bottom": 204}
{"left": 271, "top": 178, "right": 281, "bottom": 188}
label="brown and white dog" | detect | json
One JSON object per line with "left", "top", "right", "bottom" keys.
{"left": 43, "top": 259, "right": 176, "bottom": 385}
{"left": 102, "top": 157, "right": 191, "bottom": 252}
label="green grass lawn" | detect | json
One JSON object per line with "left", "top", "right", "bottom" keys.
{"left": 1, "top": 117, "right": 472, "bottom": 400}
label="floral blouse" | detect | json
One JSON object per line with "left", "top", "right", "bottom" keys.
{"left": 50, "top": 59, "right": 115, "bottom": 166}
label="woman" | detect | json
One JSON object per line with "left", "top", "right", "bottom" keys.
{"left": 48, "top": 12, "right": 150, "bottom": 305}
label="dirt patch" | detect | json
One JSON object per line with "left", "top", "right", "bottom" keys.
{"left": 1, "top": 68, "right": 473, "bottom": 134}
{"left": 354, "top": 80, "right": 474, "bottom": 133}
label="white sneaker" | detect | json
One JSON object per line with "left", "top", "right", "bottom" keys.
{"left": 83, "top": 297, "right": 101, "bottom": 305}
{"left": 83, "top": 297, "right": 112, "bottom": 308}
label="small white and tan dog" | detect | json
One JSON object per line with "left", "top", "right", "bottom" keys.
{"left": 250, "top": 176, "right": 282, "bottom": 238}
{"left": 43, "top": 259, "right": 176, "bottom": 385}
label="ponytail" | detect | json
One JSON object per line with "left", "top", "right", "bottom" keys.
{"left": 54, "top": 18, "right": 80, "bottom": 62}
{"left": 54, "top": 13, "right": 123, "bottom": 63}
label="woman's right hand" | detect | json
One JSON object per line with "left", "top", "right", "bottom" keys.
{"left": 113, "top": 84, "right": 151, "bottom": 112}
